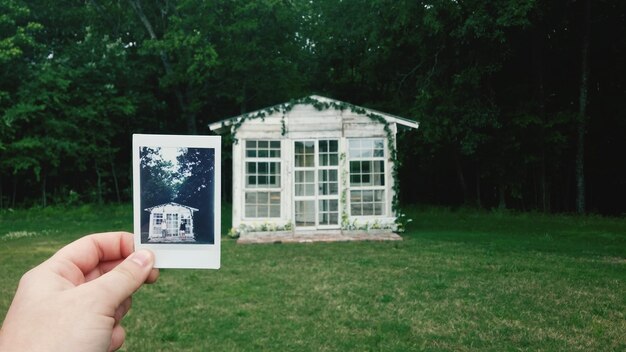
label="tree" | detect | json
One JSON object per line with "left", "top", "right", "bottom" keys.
{"left": 175, "top": 147, "right": 215, "bottom": 244}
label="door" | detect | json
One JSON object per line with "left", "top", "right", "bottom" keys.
{"left": 293, "top": 140, "right": 340, "bottom": 229}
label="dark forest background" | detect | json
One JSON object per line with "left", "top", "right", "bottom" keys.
{"left": 1, "top": 0, "right": 624, "bottom": 215}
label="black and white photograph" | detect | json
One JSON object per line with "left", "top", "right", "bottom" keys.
{"left": 133, "top": 134, "right": 221, "bottom": 269}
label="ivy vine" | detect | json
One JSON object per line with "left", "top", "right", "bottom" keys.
{"left": 224, "top": 96, "right": 409, "bottom": 230}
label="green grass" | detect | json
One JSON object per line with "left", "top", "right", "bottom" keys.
{"left": 1, "top": 205, "right": 625, "bottom": 351}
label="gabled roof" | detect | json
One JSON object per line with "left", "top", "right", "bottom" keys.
{"left": 144, "top": 202, "right": 199, "bottom": 212}
{"left": 208, "top": 95, "right": 419, "bottom": 134}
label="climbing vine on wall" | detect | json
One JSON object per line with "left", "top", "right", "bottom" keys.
{"left": 222, "top": 96, "right": 410, "bottom": 231}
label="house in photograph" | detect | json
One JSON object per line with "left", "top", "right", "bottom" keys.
{"left": 145, "top": 202, "right": 198, "bottom": 242}
{"left": 209, "top": 95, "right": 419, "bottom": 242}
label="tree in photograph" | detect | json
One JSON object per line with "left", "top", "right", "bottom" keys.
{"left": 175, "top": 148, "right": 215, "bottom": 243}
{"left": 140, "top": 147, "right": 176, "bottom": 207}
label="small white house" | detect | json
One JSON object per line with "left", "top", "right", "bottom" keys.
{"left": 209, "top": 95, "right": 418, "bottom": 237}
{"left": 145, "top": 202, "right": 198, "bottom": 241}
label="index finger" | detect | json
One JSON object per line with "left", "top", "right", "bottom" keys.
{"left": 51, "top": 231, "right": 135, "bottom": 276}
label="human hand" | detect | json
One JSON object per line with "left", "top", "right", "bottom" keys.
{"left": 0, "top": 231, "right": 159, "bottom": 352}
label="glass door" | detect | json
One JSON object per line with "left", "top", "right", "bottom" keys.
{"left": 293, "top": 140, "right": 340, "bottom": 229}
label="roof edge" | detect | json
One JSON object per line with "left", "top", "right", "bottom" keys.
{"left": 208, "top": 95, "right": 419, "bottom": 133}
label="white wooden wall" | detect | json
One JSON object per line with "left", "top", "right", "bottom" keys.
{"left": 232, "top": 104, "right": 399, "bottom": 230}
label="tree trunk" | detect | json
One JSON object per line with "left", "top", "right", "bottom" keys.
{"left": 128, "top": 0, "right": 197, "bottom": 134}
{"left": 498, "top": 184, "right": 506, "bottom": 210}
{"left": 111, "top": 160, "right": 121, "bottom": 203}
{"left": 454, "top": 152, "right": 468, "bottom": 204}
{"left": 475, "top": 163, "right": 482, "bottom": 208}
{"left": 41, "top": 170, "right": 47, "bottom": 207}
{"left": 539, "top": 159, "right": 550, "bottom": 213}
{"left": 95, "top": 162, "right": 103, "bottom": 205}
{"left": 11, "top": 176, "right": 17, "bottom": 208}
{"left": 532, "top": 24, "right": 548, "bottom": 213}
{"left": 576, "top": 0, "right": 590, "bottom": 214}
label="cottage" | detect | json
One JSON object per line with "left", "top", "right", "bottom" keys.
{"left": 145, "top": 202, "right": 198, "bottom": 242}
{"left": 209, "top": 95, "right": 418, "bottom": 240}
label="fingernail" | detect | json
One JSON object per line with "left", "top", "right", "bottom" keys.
{"left": 131, "top": 250, "right": 152, "bottom": 267}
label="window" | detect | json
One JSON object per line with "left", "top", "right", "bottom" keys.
{"left": 153, "top": 213, "right": 163, "bottom": 225}
{"left": 246, "top": 161, "right": 280, "bottom": 188}
{"left": 244, "top": 140, "right": 281, "bottom": 218}
{"left": 350, "top": 190, "right": 384, "bottom": 216}
{"left": 348, "top": 139, "right": 385, "bottom": 216}
{"left": 245, "top": 191, "right": 281, "bottom": 218}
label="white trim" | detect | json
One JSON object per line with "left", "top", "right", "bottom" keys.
{"left": 208, "top": 95, "right": 419, "bottom": 133}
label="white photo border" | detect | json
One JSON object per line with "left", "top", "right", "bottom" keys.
{"left": 133, "top": 134, "right": 221, "bottom": 269}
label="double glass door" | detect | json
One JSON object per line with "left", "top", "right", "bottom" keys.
{"left": 293, "top": 140, "right": 340, "bottom": 229}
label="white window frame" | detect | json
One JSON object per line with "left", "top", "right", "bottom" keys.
{"left": 348, "top": 138, "right": 386, "bottom": 217}
{"left": 292, "top": 139, "right": 341, "bottom": 229}
{"left": 243, "top": 140, "right": 282, "bottom": 219}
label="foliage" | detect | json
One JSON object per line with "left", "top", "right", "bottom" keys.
{"left": 0, "top": 0, "right": 625, "bottom": 214}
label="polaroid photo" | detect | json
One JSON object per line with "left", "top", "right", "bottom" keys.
{"left": 133, "top": 134, "right": 221, "bottom": 269}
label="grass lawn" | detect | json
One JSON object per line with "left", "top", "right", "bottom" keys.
{"left": 1, "top": 204, "right": 625, "bottom": 351}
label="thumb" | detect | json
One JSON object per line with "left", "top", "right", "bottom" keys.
{"left": 88, "top": 250, "right": 155, "bottom": 307}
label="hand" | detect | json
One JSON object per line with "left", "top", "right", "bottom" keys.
{"left": 0, "top": 232, "right": 159, "bottom": 352}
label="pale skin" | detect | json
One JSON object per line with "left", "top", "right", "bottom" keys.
{"left": 0, "top": 232, "right": 159, "bottom": 352}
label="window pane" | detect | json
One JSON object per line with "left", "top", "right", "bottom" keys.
{"left": 320, "top": 154, "right": 328, "bottom": 166}
{"left": 270, "top": 192, "right": 281, "bottom": 204}
{"left": 319, "top": 170, "right": 327, "bottom": 182}
{"left": 246, "top": 192, "right": 257, "bottom": 203}
{"left": 270, "top": 141, "right": 280, "bottom": 148}
{"left": 361, "top": 161, "right": 371, "bottom": 173}
{"left": 304, "top": 141, "right": 314, "bottom": 153}
{"left": 295, "top": 201, "right": 315, "bottom": 226}
{"left": 329, "top": 154, "right": 338, "bottom": 166}
{"left": 270, "top": 205, "right": 280, "bottom": 217}
{"left": 245, "top": 191, "right": 281, "bottom": 218}
{"left": 258, "top": 141, "right": 268, "bottom": 148}
{"left": 362, "top": 203, "right": 374, "bottom": 215}
{"left": 329, "top": 170, "right": 338, "bottom": 181}
{"left": 258, "top": 149, "right": 268, "bottom": 158}
{"left": 350, "top": 161, "right": 360, "bottom": 173}
{"left": 245, "top": 205, "right": 256, "bottom": 218}
{"left": 295, "top": 142, "right": 304, "bottom": 154}
{"left": 246, "top": 140, "right": 256, "bottom": 149}
{"left": 329, "top": 140, "right": 338, "bottom": 152}
{"left": 258, "top": 206, "right": 269, "bottom": 217}
{"left": 319, "top": 140, "right": 328, "bottom": 152}
{"left": 247, "top": 163, "right": 256, "bottom": 173}
{"left": 351, "top": 203, "right": 362, "bottom": 216}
